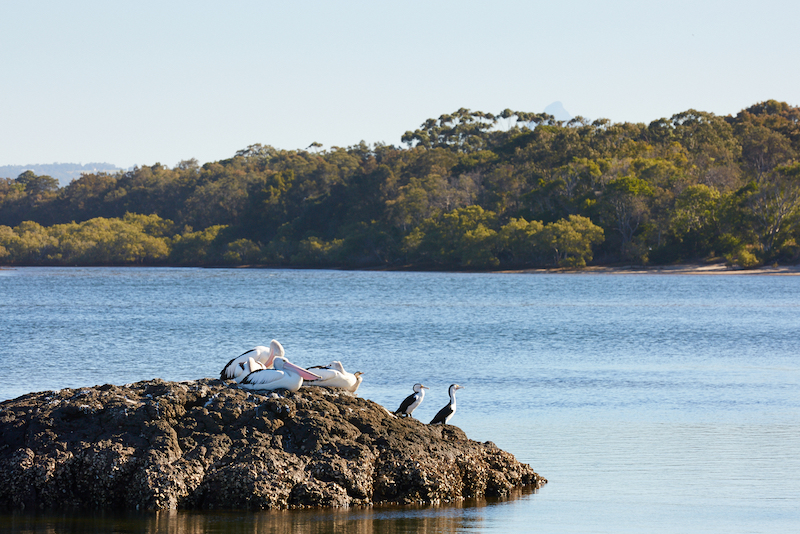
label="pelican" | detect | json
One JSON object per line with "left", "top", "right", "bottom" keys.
{"left": 238, "top": 356, "right": 322, "bottom": 392}
{"left": 220, "top": 339, "right": 284, "bottom": 381}
{"left": 429, "top": 384, "right": 464, "bottom": 425}
{"left": 233, "top": 357, "right": 267, "bottom": 383}
{"left": 394, "top": 383, "right": 428, "bottom": 417}
{"left": 305, "top": 361, "right": 364, "bottom": 393}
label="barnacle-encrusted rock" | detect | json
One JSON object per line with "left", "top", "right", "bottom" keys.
{"left": 0, "top": 379, "right": 546, "bottom": 511}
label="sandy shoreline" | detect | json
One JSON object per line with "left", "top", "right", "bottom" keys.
{"left": 503, "top": 263, "right": 800, "bottom": 275}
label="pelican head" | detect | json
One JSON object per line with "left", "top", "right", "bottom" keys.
{"left": 263, "top": 339, "right": 285, "bottom": 367}
{"left": 348, "top": 371, "right": 364, "bottom": 394}
{"left": 234, "top": 357, "right": 267, "bottom": 383}
{"left": 247, "top": 339, "right": 285, "bottom": 371}
{"left": 327, "top": 361, "right": 346, "bottom": 373}
{"left": 273, "top": 356, "right": 322, "bottom": 381}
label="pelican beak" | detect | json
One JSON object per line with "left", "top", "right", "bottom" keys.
{"left": 283, "top": 360, "right": 322, "bottom": 381}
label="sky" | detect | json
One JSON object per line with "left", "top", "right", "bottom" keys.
{"left": 1, "top": 0, "right": 798, "bottom": 170}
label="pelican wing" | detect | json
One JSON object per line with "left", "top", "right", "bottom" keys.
{"left": 220, "top": 348, "right": 257, "bottom": 380}
{"left": 308, "top": 361, "right": 345, "bottom": 373}
{"left": 220, "top": 358, "right": 238, "bottom": 380}
{"left": 240, "top": 369, "right": 286, "bottom": 386}
{"left": 247, "top": 356, "right": 267, "bottom": 373}
{"left": 305, "top": 367, "right": 340, "bottom": 381}
{"left": 306, "top": 369, "right": 363, "bottom": 390}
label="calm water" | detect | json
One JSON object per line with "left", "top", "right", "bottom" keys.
{"left": 1, "top": 267, "right": 799, "bottom": 533}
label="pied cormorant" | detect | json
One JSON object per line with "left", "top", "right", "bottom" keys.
{"left": 394, "top": 383, "right": 428, "bottom": 417}
{"left": 429, "top": 384, "right": 464, "bottom": 425}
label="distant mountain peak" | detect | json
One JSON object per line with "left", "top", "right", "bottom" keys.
{"left": 544, "top": 101, "right": 573, "bottom": 121}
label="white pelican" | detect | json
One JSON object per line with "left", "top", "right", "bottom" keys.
{"left": 238, "top": 356, "right": 322, "bottom": 392}
{"left": 394, "top": 383, "right": 428, "bottom": 417}
{"left": 305, "top": 361, "right": 364, "bottom": 393}
{"left": 220, "top": 339, "right": 284, "bottom": 381}
{"left": 233, "top": 357, "right": 267, "bottom": 383}
{"left": 429, "top": 384, "right": 464, "bottom": 425}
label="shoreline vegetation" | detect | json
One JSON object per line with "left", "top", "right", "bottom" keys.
{"left": 2, "top": 100, "right": 800, "bottom": 272}
{"left": 3, "top": 262, "right": 799, "bottom": 275}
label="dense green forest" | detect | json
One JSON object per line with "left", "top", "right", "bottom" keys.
{"left": 2, "top": 100, "right": 799, "bottom": 269}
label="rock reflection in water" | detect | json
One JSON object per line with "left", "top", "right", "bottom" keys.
{"left": 0, "top": 489, "right": 537, "bottom": 534}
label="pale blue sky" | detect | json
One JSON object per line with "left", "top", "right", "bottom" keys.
{"left": 1, "top": 0, "right": 798, "bottom": 169}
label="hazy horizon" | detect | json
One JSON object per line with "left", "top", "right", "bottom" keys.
{"left": 2, "top": 1, "right": 798, "bottom": 169}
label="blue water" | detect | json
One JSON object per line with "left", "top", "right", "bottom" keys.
{"left": 1, "top": 267, "right": 799, "bottom": 533}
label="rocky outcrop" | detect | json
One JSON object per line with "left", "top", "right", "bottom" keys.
{"left": 0, "top": 379, "right": 546, "bottom": 511}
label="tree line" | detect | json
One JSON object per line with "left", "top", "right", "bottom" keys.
{"left": 1, "top": 100, "right": 799, "bottom": 269}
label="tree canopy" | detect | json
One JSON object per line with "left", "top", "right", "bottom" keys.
{"left": 2, "top": 100, "right": 799, "bottom": 269}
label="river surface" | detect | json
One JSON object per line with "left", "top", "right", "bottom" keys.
{"left": 1, "top": 267, "right": 799, "bottom": 533}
